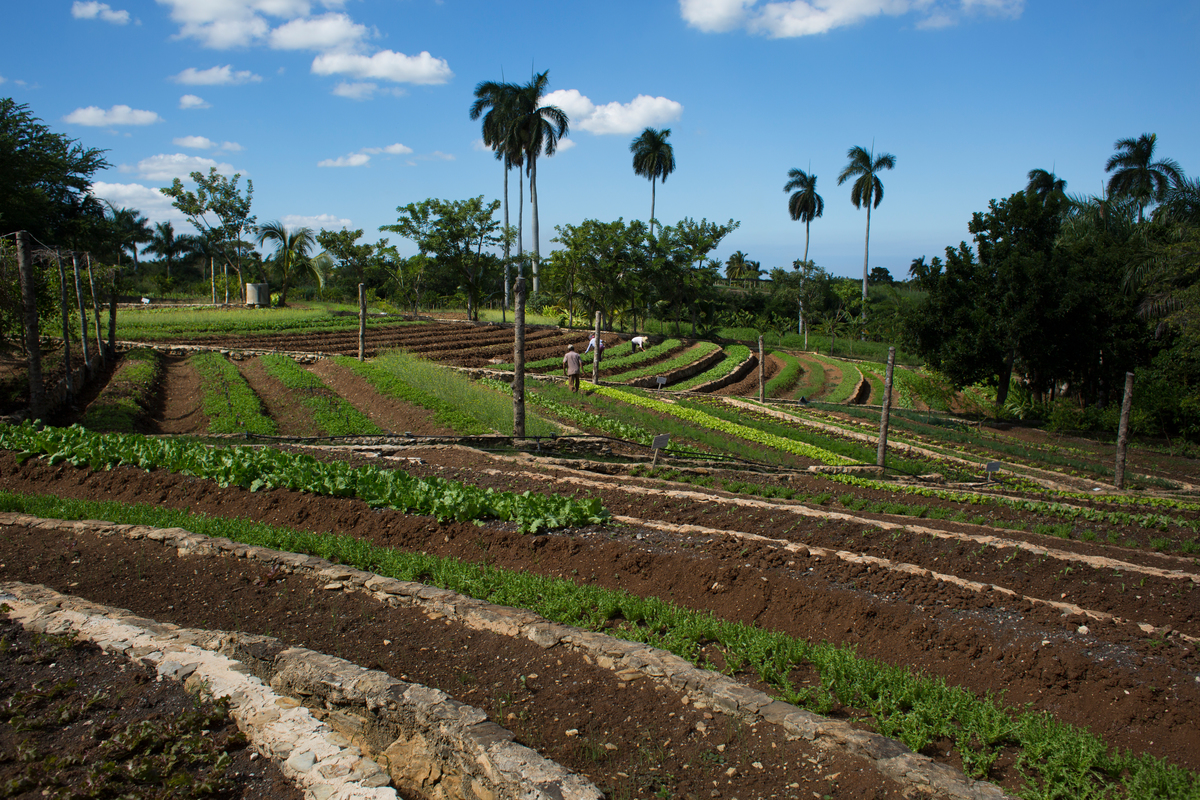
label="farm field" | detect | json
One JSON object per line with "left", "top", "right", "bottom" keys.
{"left": 1, "top": 312, "right": 1198, "bottom": 800}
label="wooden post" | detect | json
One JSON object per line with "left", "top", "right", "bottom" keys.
{"left": 85, "top": 255, "right": 105, "bottom": 365}
{"left": 358, "top": 283, "right": 366, "bottom": 362}
{"left": 210, "top": 257, "right": 216, "bottom": 305}
{"left": 107, "top": 265, "right": 117, "bottom": 358}
{"left": 513, "top": 277, "right": 526, "bottom": 439}
{"left": 16, "top": 232, "right": 45, "bottom": 421}
{"left": 758, "top": 334, "right": 765, "bottom": 403}
{"left": 55, "top": 251, "right": 73, "bottom": 402}
{"left": 71, "top": 254, "right": 91, "bottom": 374}
{"left": 591, "top": 311, "right": 601, "bottom": 385}
{"left": 876, "top": 347, "right": 896, "bottom": 469}
{"left": 1114, "top": 371, "right": 1134, "bottom": 489}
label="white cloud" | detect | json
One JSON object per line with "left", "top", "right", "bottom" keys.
{"left": 542, "top": 90, "right": 683, "bottom": 136}
{"left": 157, "top": 0, "right": 353, "bottom": 48}
{"left": 362, "top": 143, "right": 412, "bottom": 155}
{"left": 281, "top": 213, "right": 352, "bottom": 229}
{"left": 72, "top": 1, "right": 131, "bottom": 24}
{"left": 179, "top": 94, "right": 210, "bottom": 109}
{"left": 173, "top": 65, "right": 262, "bottom": 85}
{"left": 174, "top": 135, "right": 215, "bottom": 149}
{"left": 318, "top": 153, "right": 371, "bottom": 167}
{"left": 219, "top": 141, "right": 244, "bottom": 151}
{"left": 312, "top": 50, "right": 452, "bottom": 84}
{"left": 63, "top": 105, "right": 162, "bottom": 126}
{"left": 120, "top": 153, "right": 235, "bottom": 182}
{"left": 417, "top": 151, "right": 454, "bottom": 162}
{"left": 269, "top": 12, "right": 367, "bottom": 50}
{"left": 556, "top": 138, "right": 576, "bottom": 153}
{"left": 332, "top": 81, "right": 377, "bottom": 100}
{"left": 90, "top": 182, "right": 186, "bottom": 224}
{"left": 680, "top": 0, "right": 1024, "bottom": 37}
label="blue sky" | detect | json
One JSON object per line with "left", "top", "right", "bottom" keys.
{"left": 4, "top": 0, "right": 1198, "bottom": 280}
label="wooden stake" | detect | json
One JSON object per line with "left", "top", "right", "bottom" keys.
{"left": 876, "top": 347, "right": 896, "bottom": 469}
{"left": 513, "top": 277, "right": 526, "bottom": 439}
{"left": 1115, "top": 372, "right": 1134, "bottom": 489}
{"left": 16, "top": 231, "right": 45, "bottom": 421}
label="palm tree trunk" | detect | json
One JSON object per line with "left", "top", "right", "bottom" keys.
{"left": 530, "top": 156, "right": 540, "bottom": 294}
{"left": 650, "top": 178, "right": 657, "bottom": 236}
{"left": 862, "top": 203, "right": 871, "bottom": 307}
{"left": 803, "top": 220, "right": 810, "bottom": 264}
{"left": 503, "top": 161, "right": 510, "bottom": 310}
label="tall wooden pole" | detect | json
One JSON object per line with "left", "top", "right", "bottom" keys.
{"left": 876, "top": 347, "right": 896, "bottom": 469}
{"left": 758, "top": 335, "right": 765, "bottom": 403}
{"left": 1114, "top": 371, "right": 1135, "bottom": 489}
{"left": 358, "top": 283, "right": 366, "bottom": 362}
{"left": 16, "top": 232, "right": 45, "bottom": 421}
{"left": 85, "top": 255, "right": 105, "bottom": 365}
{"left": 591, "top": 311, "right": 601, "bottom": 385}
{"left": 513, "top": 277, "right": 526, "bottom": 439}
{"left": 71, "top": 254, "right": 91, "bottom": 374}
{"left": 55, "top": 251, "right": 74, "bottom": 402}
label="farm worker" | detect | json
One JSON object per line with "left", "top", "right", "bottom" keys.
{"left": 583, "top": 334, "right": 605, "bottom": 362}
{"left": 630, "top": 335, "right": 648, "bottom": 352}
{"left": 563, "top": 344, "right": 582, "bottom": 393}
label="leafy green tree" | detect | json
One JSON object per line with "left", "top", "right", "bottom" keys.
{"left": 382, "top": 197, "right": 504, "bottom": 321}
{"left": 512, "top": 71, "right": 569, "bottom": 294}
{"left": 838, "top": 145, "right": 896, "bottom": 305}
{"left": 630, "top": 127, "right": 675, "bottom": 235}
{"left": 161, "top": 168, "right": 256, "bottom": 299}
{"left": 1105, "top": 133, "right": 1182, "bottom": 224}
{"left": 256, "top": 221, "right": 314, "bottom": 307}
{"left": 0, "top": 97, "right": 109, "bottom": 245}
{"left": 1025, "top": 168, "right": 1066, "bottom": 204}
{"left": 784, "top": 168, "right": 823, "bottom": 264}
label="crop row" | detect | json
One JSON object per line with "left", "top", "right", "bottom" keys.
{"left": 189, "top": 352, "right": 276, "bottom": 436}
{"left": 0, "top": 422, "right": 605, "bottom": 533}
{"left": 79, "top": 349, "right": 161, "bottom": 433}
{"left": 671, "top": 345, "right": 752, "bottom": 391}
{"left": 260, "top": 354, "right": 381, "bottom": 436}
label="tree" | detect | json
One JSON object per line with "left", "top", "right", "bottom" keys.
{"left": 511, "top": 71, "right": 569, "bottom": 294}
{"left": 316, "top": 228, "right": 389, "bottom": 294}
{"left": 1105, "top": 133, "right": 1182, "bottom": 224}
{"left": 0, "top": 98, "right": 109, "bottom": 246}
{"left": 161, "top": 168, "right": 255, "bottom": 301}
{"left": 784, "top": 168, "right": 823, "bottom": 264}
{"left": 1025, "top": 168, "right": 1066, "bottom": 204}
{"left": 868, "top": 266, "right": 894, "bottom": 285}
{"left": 256, "top": 221, "right": 314, "bottom": 307}
{"left": 104, "top": 204, "right": 152, "bottom": 271}
{"left": 838, "top": 145, "right": 896, "bottom": 305}
{"left": 143, "top": 221, "right": 198, "bottom": 281}
{"left": 725, "top": 251, "right": 755, "bottom": 287}
{"left": 630, "top": 128, "right": 675, "bottom": 235}
{"left": 382, "top": 197, "right": 503, "bottom": 321}
{"left": 470, "top": 79, "right": 524, "bottom": 306}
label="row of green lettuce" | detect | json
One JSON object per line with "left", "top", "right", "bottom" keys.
{"left": 0, "top": 422, "right": 605, "bottom": 533}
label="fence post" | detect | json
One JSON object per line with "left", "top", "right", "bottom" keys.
{"left": 758, "top": 334, "right": 765, "bottom": 403}
{"left": 358, "top": 283, "right": 366, "bottom": 362}
{"left": 55, "top": 250, "right": 73, "bottom": 402}
{"left": 1114, "top": 371, "right": 1134, "bottom": 489}
{"left": 513, "top": 277, "right": 526, "bottom": 439}
{"left": 16, "top": 232, "right": 45, "bottom": 421}
{"left": 592, "top": 311, "right": 601, "bottom": 385}
{"left": 876, "top": 347, "right": 896, "bottom": 469}
{"left": 71, "top": 254, "right": 91, "bottom": 375}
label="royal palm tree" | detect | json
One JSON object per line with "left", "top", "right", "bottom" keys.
{"left": 1105, "top": 133, "right": 1183, "bottom": 224}
{"left": 784, "top": 168, "right": 823, "bottom": 264}
{"left": 104, "top": 204, "right": 153, "bottom": 271}
{"left": 256, "top": 221, "right": 314, "bottom": 307}
{"left": 630, "top": 127, "right": 675, "bottom": 235}
{"left": 726, "top": 251, "right": 759, "bottom": 288}
{"left": 470, "top": 79, "right": 524, "bottom": 305}
{"left": 1025, "top": 168, "right": 1067, "bottom": 204}
{"left": 142, "top": 221, "right": 197, "bottom": 280}
{"left": 837, "top": 145, "right": 896, "bottom": 305}
{"left": 512, "top": 70, "right": 569, "bottom": 294}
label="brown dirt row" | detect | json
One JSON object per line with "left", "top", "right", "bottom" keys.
{"left": 0, "top": 508, "right": 909, "bottom": 800}
{"left": 0, "top": 451, "right": 1195, "bottom": 783}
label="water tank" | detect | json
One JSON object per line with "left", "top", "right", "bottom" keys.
{"left": 245, "top": 283, "right": 270, "bottom": 307}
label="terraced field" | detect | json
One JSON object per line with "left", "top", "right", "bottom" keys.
{"left": 1, "top": 313, "right": 1197, "bottom": 800}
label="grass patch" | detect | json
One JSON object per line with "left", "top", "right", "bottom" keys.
{"left": 79, "top": 349, "right": 161, "bottom": 433}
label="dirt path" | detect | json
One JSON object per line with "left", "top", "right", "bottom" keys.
{"left": 714, "top": 353, "right": 782, "bottom": 396}
{"left": 234, "top": 357, "right": 322, "bottom": 437}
